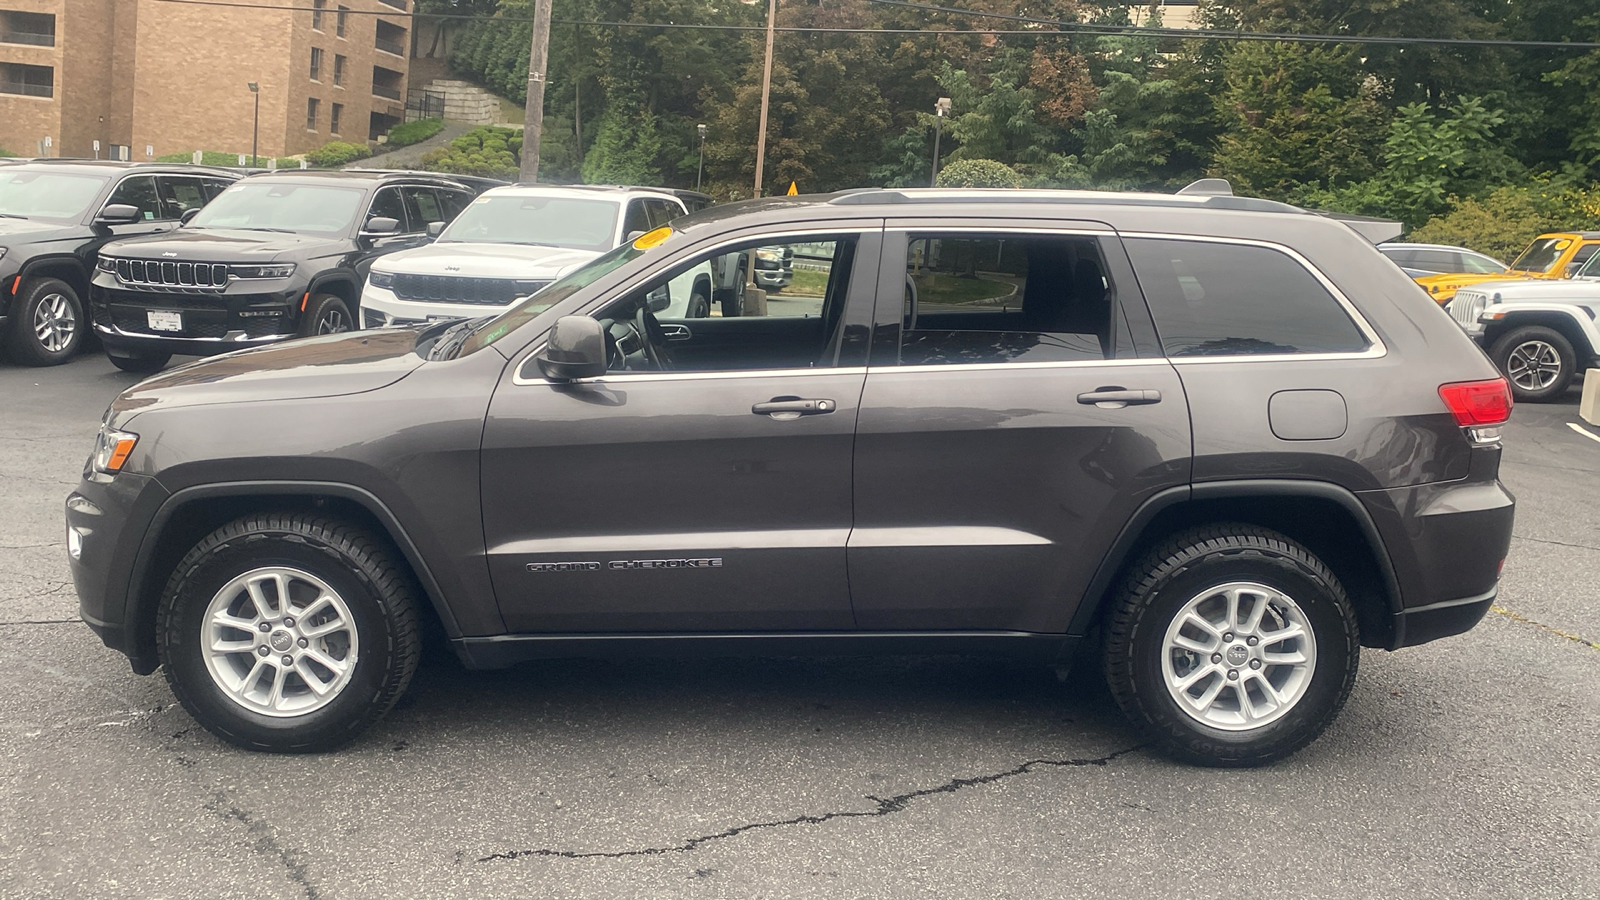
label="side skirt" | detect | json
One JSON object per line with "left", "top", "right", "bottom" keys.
{"left": 452, "top": 631, "right": 1080, "bottom": 670}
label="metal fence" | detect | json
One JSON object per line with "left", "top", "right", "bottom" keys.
{"left": 405, "top": 88, "right": 444, "bottom": 122}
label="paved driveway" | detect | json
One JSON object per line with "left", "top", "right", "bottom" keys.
{"left": 2, "top": 356, "right": 1596, "bottom": 899}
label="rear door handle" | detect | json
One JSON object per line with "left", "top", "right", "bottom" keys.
{"left": 753, "top": 397, "right": 836, "bottom": 419}
{"left": 1076, "top": 388, "right": 1162, "bottom": 408}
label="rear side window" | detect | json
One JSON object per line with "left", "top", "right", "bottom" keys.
{"left": 1126, "top": 238, "right": 1370, "bottom": 357}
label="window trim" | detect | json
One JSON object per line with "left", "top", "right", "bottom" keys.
{"left": 512, "top": 226, "right": 878, "bottom": 386}
{"left": 1119, "top": 231, "right": 1388, "bottom": 364}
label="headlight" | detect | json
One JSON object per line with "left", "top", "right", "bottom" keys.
{"left": 368, "top": 270, "right": 394, "bottom": 289}
{"left": 97, "top": 255, "right": 116, "bottom": 272}
{"left": 91, "top": 425, "right": 138, "bottom": 475}
{"left": 230, "top": 264, "right": 296, "bottom": 279}
{"left": 757, "top": 248, "right": 783, "bottom": 262}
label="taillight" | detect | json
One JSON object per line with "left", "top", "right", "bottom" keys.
{"left": 1439, "top": 378, "right": 1512, "bottom": 444}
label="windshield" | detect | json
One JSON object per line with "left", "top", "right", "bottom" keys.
{"left": 187, "top": 182, "right": 366, "bottom": 235}
{"left": 457, "top": 240, "right": 644, "bottom": 356}
{"left": 0, "top": 170, "right": 109, "bottom": 221}
{"left": 1509, "top": 238, "right": 1568, "bottom": 274}
{"left": 440, "top": 194, "right": 621, "bottom": 251}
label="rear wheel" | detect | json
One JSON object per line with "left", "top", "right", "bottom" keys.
{"left": 299, "top": 294, "right": 353, "bottom": 337}
{"left": 1103, "top": 524, "right": 1359, "bottom": 767}
{"left": 5, "top": 277, "right": 83, "bottom": 366}
{"left": 1490, "top": 325, "right": 1575, "bottom": 402}
{"left": 156, "top": 513, "right": 421, "bottom": 752}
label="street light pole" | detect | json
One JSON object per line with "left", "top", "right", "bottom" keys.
{"left": 247, "top": 82, "right": 260, "bottom": 168}
{"left": 696, "top": 123, "right": 708, "bottom": 191}
{"left": 931, "top": 96, "right": 951, "bottom": 186}
{"left": 750, "top": 0, "right": 776, "bottom": 197}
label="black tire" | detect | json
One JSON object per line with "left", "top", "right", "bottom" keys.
{"left": 298, "top": 294, "right": 353, "bottom": 337}
{"left": 1489, "top": 325, "right": 1576, "bottom": 402}
{"left": 107, "top": 350, "right": 171, "bottom": 373}
{"left": 1102, "top": 524, "right": 1359, "bottom": 767}
{"left": 688, "top": 291, "right": 710, "bottom": 319}
{"left": 4, "top": 277, "right": 84, "bottom": 366}
{"left": 156, "top": 513, "right": 422, "bottom": 753}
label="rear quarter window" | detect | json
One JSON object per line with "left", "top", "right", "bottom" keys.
{"left": 1126, "top": 237, "right": 1371, "bottom": 357}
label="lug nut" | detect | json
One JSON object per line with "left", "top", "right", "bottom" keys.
{"left": 257, "top": 646, "right": 270, "bottom": 657}
{"left": 283, "top": 617, "right": 295, "bottom": 628}
{"left": 1249, "top": 659, "right": 1262, "bottom": 670}
{"left": 258, "top": 622, "right": 271, "bottom": 632}
{"left": 1211, "top": 653, "right": 1223, "bottom": 664}
{"left": 1226, "top": 669, "right": 1239, "bottom": 680}
{"left": 1222, "top": 632, "right": 1234, "bottom": 642}
{"left": 297, "top": 638, "right": 308, "bottom": 648}
{"left": 1246, "top": 636, "right": 1259, "bottom": 646}
{"left": 282, "top": 655, "right": 294, "bottom": 666}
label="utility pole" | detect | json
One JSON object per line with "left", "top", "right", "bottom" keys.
{"left": 519, "top": 0, "right": 554, "bottom": 184}
{"left": 696, "top": 123, "right": 708, "bottom": 191}
{"left": 750, "top": 0, "right": 776, "bottom": 197}
{"left": 931, "top": 96, "right": 951, "bottom": 186}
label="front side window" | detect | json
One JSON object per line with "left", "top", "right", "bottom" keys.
{"left": 1125, "top": 237, "right": 1370, "bottom": 357}
{"left": 366, "top": 187, "right": 408, "bottom": 230}
{"left": 186, "top": 182, "right": 366, "bottom": 235}
{"left": 897, "top": 233, "right": 1115, "bottom": 365}
{"left": 107, "top": 175, "right": 166, "bottom": 221}
{"left": 622, "top": 201, "right": 653, "bottom": 238}
{"left": 1458, "top": 252, "right": 1506, "bottom": 275}
{"left": 460, "top": 242, "right": 645, "bottom": 356}
{"left": 0, "top": 169, "right": 107, "bottom": 221}
{"left": 158, "top": 176, "right": 208, "bottom": 218}
{"left": 439, "top": 194, "right": 621, "bottom": 252}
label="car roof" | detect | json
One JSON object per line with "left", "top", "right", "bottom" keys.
{"left": 238, "top": 168, "right": 483, "bottom": 187}
{"left": 1533, "top": 231, "right": 1600, "bottom": 240}
{"left": 495, "top": 183, "right": 683, "bottom": 201}
{"left": 0, "top": 159, "right": 240, "bottom": 177}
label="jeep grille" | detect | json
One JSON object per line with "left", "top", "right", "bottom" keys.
{"left": 116, "top": 259, "right": 231, "bottom": 291}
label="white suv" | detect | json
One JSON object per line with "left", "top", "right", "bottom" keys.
{"left": 360, "top": 185, "right": 714, "bottom": 327}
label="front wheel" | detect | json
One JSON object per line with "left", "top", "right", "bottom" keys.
{"left": 1103, "top": 525, "right": 1359, "bottom": 767}
{"left": 156, "top": 513, "right": 422, "bottom": 752}
{"left": 4, "top": 277, "right": 84, "bottom": 366}
{"left": 299, "top": 294, "right": 354, "bottom": 337}
{"left": 1489, "top": 325, "right": 1575, "bottom": 402}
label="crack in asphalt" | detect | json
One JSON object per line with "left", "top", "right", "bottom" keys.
{"left": 1512, "top": 534, "right": 1600, "bottom": 553}
{"left": 478, "top": 745, "right": 1144, "bottom": 863}
{"left": 207, "top": 792, "right": 323, "bottom": 900}
{"left": 0, "top": 618, "right": 79, "bottom": 626}
{"left": 1492, "top": 605, "right": 1600, "bottom": 651}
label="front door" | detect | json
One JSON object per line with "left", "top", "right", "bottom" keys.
{"left": 480, "top": 225, "right": 881, "bottom": 633}
{"left": 848, "top": 224, "right": 1192, "bottom": 634}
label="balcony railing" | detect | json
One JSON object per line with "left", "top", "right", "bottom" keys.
{"left": 0, "top": 31, "right": 54, "bottom": 46}
{"left": 377, "top": 0, "right": 406, "bottom": 9}
{"left": 372, "top": 83, "right": 402, "bottom": 101}
{"left": 0, "top": 81, "right": 53, "bottom": 97}
{"left": 374, "top": 36, "right": 405, "bottom": 56}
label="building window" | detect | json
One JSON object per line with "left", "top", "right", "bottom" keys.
{"left": 309, "top": 47, "right": 323, "bottom": 82}
{"left": 377, "top": 0, "right": 407, "bottom": 9}
{"left": 0, "top": 62, "right": 53, "bottom": 98}
{"left": 374, "top": 20, "right": 406, "bottom": 56}
{"left": 372, "top": 65, "right": 403, "bottom": 101}
{"left": 333, "top": 55, "right": 346, "bottom": 87}
{"left": 311, "top": 0, "right": 326, "bottom": 30}
{"left": 330, "top": 103, "right": 343, "bottom": 135}
{"left": 306, "top": 97, "right": 320, "bottom": 131}
{"left": 336, "top": 5, "right": 348, "bottom": 37}
{"left": 0, "top": 11, "right": 56, "bottom": 47}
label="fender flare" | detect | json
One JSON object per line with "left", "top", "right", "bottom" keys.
{"left": 1489, "top": 306, "right": 1600, "bottom": 357}
{"left": 126, "top": 480, "right": 463, "bottom": 672}
{"left": 1066, "top": 480, "right": 1405, "bottom": 642}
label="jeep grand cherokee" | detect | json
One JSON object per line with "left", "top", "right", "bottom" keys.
{"left": 68, "top": 184, "right": 1515, "bottom": 766}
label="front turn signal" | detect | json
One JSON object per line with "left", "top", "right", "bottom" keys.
{"left": 92, "top": 427, "right": 139, "bottom": 475}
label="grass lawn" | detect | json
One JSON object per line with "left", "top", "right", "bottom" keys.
{"left": 912, "top": 272, "right": 1017, "bottom": 307}
{"left": 786, "top": 268, "right": 832, "bottom": 296}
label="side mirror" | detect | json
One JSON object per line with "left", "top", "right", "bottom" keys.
{"left": 96, "top": 204, "right": 142, "bottom": 225}
{"left": 626, "top": 230, "right": 646, "bottom": 243}
{"left": 362, "top": 216, "right": 401, "bottom": 237}
{"left": 646, "top": 285, "right": 670, "bottom": 313}
{"left": 180, "top": 208, "right": 201, "bottom": 225}
{"left": 425, "top": 220, "right": 445, "bottom": 239}
{"left": 536, "top": 316, "right": 608, "bottom": 381}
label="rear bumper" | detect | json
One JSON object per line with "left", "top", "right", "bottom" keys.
{"left": 1393, "top": 588, "right": 1496, "bottom": 649}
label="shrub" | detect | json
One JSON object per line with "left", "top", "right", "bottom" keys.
{"left": 385, "top": 118, "right": 445, "bottom": 149}
{"left": 1410, "top": 183, "right": 1600, "bottom": 263}
{"left": 156, "top": 150, "right": 261, "bottom": 166}
{"left": 0, "top": 147, "right": 16, "bottom": 158}
{"left": 935, "top": 159, "right": 1023, "bottom": 189}
{"left": 304, "top": 140, "right": 372, "bottom": 168}
{"left": 419, "top": 125, "right": 522, "bottom": 178}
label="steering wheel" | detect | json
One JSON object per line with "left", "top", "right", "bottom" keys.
{"left": 635, "top": 304, "right": 674, "bottom": 371}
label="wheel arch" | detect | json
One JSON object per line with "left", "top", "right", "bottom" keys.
{"left": 1483, "top": 309, "right": 1598, "bottom": 360}
{"left": 125, "top": 482, "right": 461, "bottom": 675}
{"left": 305, "top": 276, "right": 359, "bottom": 310}
{"left": 1069, "top": 481, "right": 1403, "bottom": 650}
{"left": 18, "top": 255, "right": 91, "bottom": 300}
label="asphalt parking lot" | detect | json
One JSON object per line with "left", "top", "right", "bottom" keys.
{"left": 2, "top": 354, "right": 1596, "bottom": 900}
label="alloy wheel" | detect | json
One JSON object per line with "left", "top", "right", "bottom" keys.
{"left": 317, "top": 306, "right": 350, "bottom": 335}
{"left": 1505, "top": 340, "right": 1561, "bottom": 391}
{"left": 32, "top": 292, "right": 76, "bottom": 353}
{"left": 1160, "top": 581, "right": 1317, "bottom": 731}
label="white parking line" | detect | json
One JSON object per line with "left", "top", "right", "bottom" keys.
{"left": 1567, "top": 422, "right": 1600, "bottom": 446}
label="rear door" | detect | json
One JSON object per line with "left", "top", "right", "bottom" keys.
{"left": 847, "top": 220, "right": 1192, "bottom": 633}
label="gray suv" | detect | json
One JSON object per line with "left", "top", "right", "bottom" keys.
{"left": 68, "top": 185, "right": 1516, "bottom": 766}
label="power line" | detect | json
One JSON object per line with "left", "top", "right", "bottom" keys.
{"left": 150, "top": 0, "right": 1600, "bottom": 50}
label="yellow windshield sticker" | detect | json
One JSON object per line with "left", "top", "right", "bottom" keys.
{"left": 633, "top": 226, "right": 672, "bottom": 250}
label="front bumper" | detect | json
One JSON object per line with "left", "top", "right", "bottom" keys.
{"left": 67, "top": 468, "right": 170, "bottom": 674}
{"left": 360, "top": 286, "right": 509, "bottom": 328}
{"left": 90, "top": 279, "right": 302, "bottom": 356}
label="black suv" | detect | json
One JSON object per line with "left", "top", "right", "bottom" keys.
{"left": 69, "top": 185, "right": 1516, "bottom": 766}
{"left": 0, "top": 160, "right": 239, "bottom": 366}
{"left": 89, "top": 170, "right": 488, "bottom": 372}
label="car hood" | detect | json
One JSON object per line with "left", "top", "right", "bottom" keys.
{"left": 110, "top": 327, "right": 426, "bottom": 418}
{"left": 1466, "top": 277, "right": 1600, "bottom": 301}
{"left": 102, "top": 227, "right": 345, "bottom": 262}
{"left": 372, "top": 241, "right": 600, "bottom": 279}
{"left": 0, "top": 218, "right": 79, "bottom": 243}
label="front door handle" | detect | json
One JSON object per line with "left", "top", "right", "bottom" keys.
{"left": 1077, "top": 387, "right": 1162, "bottom": 408}
{"left": 753, "top": 397, "right": 836, "bottom": 420}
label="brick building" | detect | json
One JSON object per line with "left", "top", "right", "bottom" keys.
{"left": 0, "top": 0, "right": 411, "bottom": 160}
